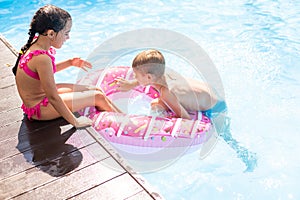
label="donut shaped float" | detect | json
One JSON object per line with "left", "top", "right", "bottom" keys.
{"left": 77, "top": 66, "right": 213, "bottom": 148}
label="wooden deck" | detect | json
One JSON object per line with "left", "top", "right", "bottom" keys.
{"left": 0, "top": 34, "right": 164, "bottom": 200}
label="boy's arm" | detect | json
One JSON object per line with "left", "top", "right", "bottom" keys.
{"left": 160, "top": 87, "right": 191, "bottom": 120}
{"left": 116, "top": 78, "right": 139, "bottom": 92}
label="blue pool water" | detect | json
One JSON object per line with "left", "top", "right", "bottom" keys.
{"left": 1, "top": 0, "right": 300, "bottom": 199}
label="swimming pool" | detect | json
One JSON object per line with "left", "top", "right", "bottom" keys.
{"left": 1, "top": 0, "right": 300, "bottom": 199}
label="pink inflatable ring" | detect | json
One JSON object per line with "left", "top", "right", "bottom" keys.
{"left": 77, "top": 66, "right": 213, "bottom": 148}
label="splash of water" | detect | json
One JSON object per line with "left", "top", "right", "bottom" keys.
{"left": 220, "top": 117, "right": 258, "bottom": 172}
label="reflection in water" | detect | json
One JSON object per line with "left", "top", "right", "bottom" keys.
{"left": 220, "top": 116, "right": 258, "bottom": 172}
{"left": 200, "top": 105, "right": 257, "bottom": 172}
{"left": 16, "top": 116, "right": 82, "bottom": 177}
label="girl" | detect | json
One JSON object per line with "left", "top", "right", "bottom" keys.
{"left": 12, "top": 5, "right": 120, "bottom": 128}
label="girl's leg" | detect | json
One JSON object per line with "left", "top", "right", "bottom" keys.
{"left": 39, "top": 90, "right": 121, "bottom": 120}
{"left": 56, "top": 83, "right": 100, "bottom": 94}
{"left": 62, "top": 90, "right": 120, "bottom": 112}
{"left": 57, "top": 83, "right": 121, "bottom": 112}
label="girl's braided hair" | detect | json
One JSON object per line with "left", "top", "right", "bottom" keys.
{"left": 12, "top": 5, "right": 71, "bottom": 75}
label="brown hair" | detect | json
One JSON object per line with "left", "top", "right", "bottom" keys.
{"left": 12, "top": 5, "right": 71, "bottom": 75}
{"left": 132, "top": 49, "right": 165, "bottom": 77}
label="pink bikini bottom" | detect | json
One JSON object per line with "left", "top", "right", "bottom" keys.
{"left": 21, "top": 97, "right": 49, "bottom": 120}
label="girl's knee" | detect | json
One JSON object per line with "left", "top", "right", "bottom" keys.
{"left": 95, "top": 91, "right": 106, "bottom": 100}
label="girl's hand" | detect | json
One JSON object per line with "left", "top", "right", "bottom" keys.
{"left": 74, "top": 116, "right": 93, "bottom": 128}
{"left": 71, "top": 57, "right": 92, "bottom": 72}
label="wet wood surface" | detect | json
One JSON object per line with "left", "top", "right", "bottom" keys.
{"left": 0, "top": 35, "right": 161, "bottom": 200}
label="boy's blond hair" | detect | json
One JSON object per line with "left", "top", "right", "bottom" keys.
{"left": 132, "top": 49, "right": 165, "bottom": 77}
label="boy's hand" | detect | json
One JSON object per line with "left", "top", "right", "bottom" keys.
{"left": 115, "top": 78, "right": 138, "bottom": 92}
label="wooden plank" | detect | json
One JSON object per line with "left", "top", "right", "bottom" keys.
{"left": 0, "top": 86, "right": 21, "bottom": 112}
{"left": 17, "top": 116, "right": 70, "bottom": 134}
{"left": 86, "top": 127, "right": 165, "bottom": 200}
{"left": 0, "top": 97, "right": 21, "bottom": 115}
{"left": 0, "top": 107, "right": 24, "bottom": 127}
{"left": 0, "top": 62, "right": 15, "bottom": 79}
{"left": 0, "top": 45, "right": 16, "bottom": 80}
{"left": 12, "top": 157, "right": 124, "bottom": 200}
{"left": 0, "top": 129, "right": 96, "bottom": 180}
{"left": 0, "top": 117, "right": 68, "bottom": 143}
{"left": 0, "top": 142, "right": 110, "bottom": 199}
{"left": 126, "top": 191, "right": 156, "bottom": 200}
{"left": 0, "top": 120, "right": 78, "bottom": 160}
{"left": 0, "top": 121, "right": 22, "bottom": 143}
{"left": 69, "top": 173, "right": 146, "bottom": 200}
{"left": 0, "top": 84, "right": 19, "bottom": 98}
{"left": 0, "top": 74, "right": 15, "bottom": 89}
{"left": 0, "top": 137, "right": 19, "bottom": 160}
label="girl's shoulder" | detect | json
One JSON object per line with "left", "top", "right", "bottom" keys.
{"left": 23, "top": 48, "right": 56, "bottom": 67}
{"left": 26, "top": 47, "right": 55, "bottom": 59}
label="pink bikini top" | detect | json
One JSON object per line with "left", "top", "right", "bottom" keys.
{"left": 19, "top": 48, "right": 57, "bottom": 80}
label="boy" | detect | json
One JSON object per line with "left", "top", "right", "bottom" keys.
{"left": 116, "top": 49, "right": 226, "bottom": 119}
{"left": 116, "top": 49, "right": 236, "bottom": 160}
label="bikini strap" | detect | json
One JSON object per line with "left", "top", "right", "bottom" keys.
{"left": 19, "top": 48, "right": 56, "bottom": 80}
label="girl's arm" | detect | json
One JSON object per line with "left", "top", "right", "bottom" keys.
{"left": 160, "top": 87, "right": 191, "bottom": 120}
{"left": 56, "top": 57, "right": 92, "bottom": 72}
{"left": 36, "top": 55, "right": 90, "bottom": 127}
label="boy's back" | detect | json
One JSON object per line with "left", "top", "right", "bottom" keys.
{"left": 165, "top": 70, "right": 218, "bottom": 111}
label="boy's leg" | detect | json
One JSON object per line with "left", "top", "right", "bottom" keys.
{"left": 199, "top": 112, "right": 228, "bottom": 159}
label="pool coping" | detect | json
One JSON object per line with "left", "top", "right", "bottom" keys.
{"left": 0, "top": 33, "right": 164, "bottom": 200}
